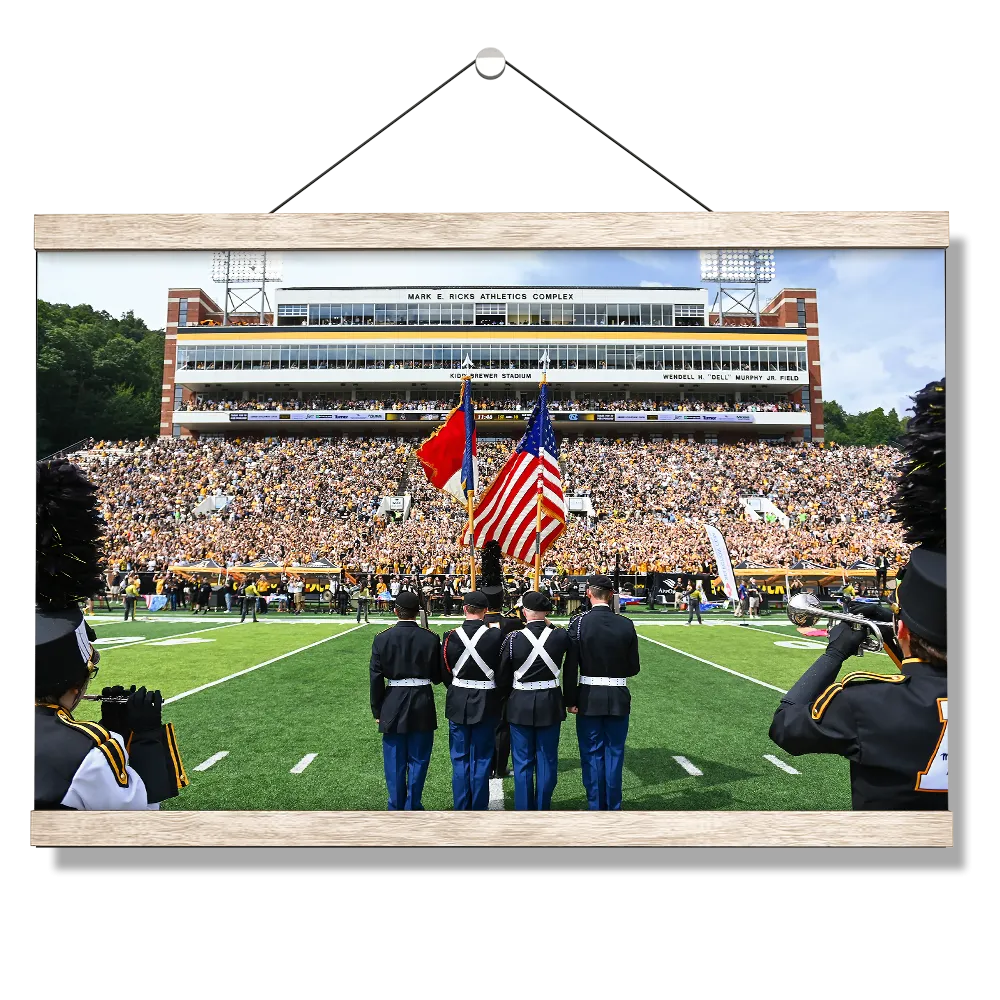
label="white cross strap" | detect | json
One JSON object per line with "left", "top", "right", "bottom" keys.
{"left": 450, "top": 626, "right": 495, "bottom": 680}
{"left": 514, "top": 627, "right": 561, "bottom": 685}
{"left": 579, "top": 675, "right": 628, "bottom": 687}
{"left": 452, "top": 678, "right": 496, "bottom": 690}
{"left": 386, "top": 678, "right": 432, "bottom": 687}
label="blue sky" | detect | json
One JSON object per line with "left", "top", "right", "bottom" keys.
{"left": 37, "top": 248, "right": 944, "bottom": 417}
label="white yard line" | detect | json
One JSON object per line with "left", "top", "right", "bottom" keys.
{"left": 488, "top": 778, "right": 506, "bottom": 810}
{"left": 97, "top": 621, "right": 244, "bottom": 651}
{"left": 290, "top": 753, "right": 318, "bottom": 774}
{"left": 763, "top": 754, "right": 801, "bottom": 775}
{"left": 735, "top": 622, "right": 887, "bottom": 656}
{"left": 672, "top": 755, "right": 703, "bottom": 776}
{"left": 637, "top": 633, "right": 788, "bottom": 694}
{"left": 163, "top": 623, "right": 369, "bottom": 705}
{"left": 193, "top": 751, "right": 229, "bottom": 771}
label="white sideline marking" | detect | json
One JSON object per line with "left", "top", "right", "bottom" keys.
{"left": 637, "top": 633, "right": 788, "bottom": 693}
{"left": 672, "top": 755, "right": 703, "bottom": 776}
{"left": 763, "top": 754, "right": 800, "bottom": 775}
{"left": 488, "top": 778, "right": 506, "bottom": 810}
{"left": 163, "top": 623, "right": 369, "bottom": 705}
{"left": 193, "top": 751, "right": 229, "bottom": 771}
{"left": 290, "top": 753, "right": 318, "bottom": 774}
{"left": 147, "top": 637, "right": 217, "bottom": 646}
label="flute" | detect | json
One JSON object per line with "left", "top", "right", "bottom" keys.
{"left": 80, "top": 694, "right": 130, "bottom": 703}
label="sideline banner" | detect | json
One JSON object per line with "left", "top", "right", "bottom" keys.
{"left": 704, "top": 524, "right": 739, "bottom": 601}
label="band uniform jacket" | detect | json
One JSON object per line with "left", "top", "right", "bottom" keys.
{"left": 564, "top": 606, "right": 641, "bottom": 716}
{"left": 769, "top": 657, "right": 948, "bottom": 810}
{"left": 35, "top": 705, "right": 153, "bottom": 810}
{"left": 370, "top": 620, "right": 442, "bottom": 734}
{"left": 501, "top": 620, "right": 570, "bottom": 728}
{"left": 441, "top": 620, "right": 506, "bottom": 725}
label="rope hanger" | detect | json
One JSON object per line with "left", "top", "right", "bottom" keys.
{"left": 269, "top": 41, "right": 712, "bottom": 214}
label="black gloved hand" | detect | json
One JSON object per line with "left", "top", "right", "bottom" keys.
{"left": 847, "top": 601, "right": 903, "bottom": 662}
{"left": 126, "top": 686, "right": 163, "bottom": 735}
{"left": 826, "top": 620, "right": 869, "bottom": 663}
{"left": 99, "top": 685, "right": 132, "bottom": 736}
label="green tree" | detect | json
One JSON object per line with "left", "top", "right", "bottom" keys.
{"left": 823, "top": 399, "right": 906, "bottom": 446}
{"left": 36, "top": 300, "right": 164, "bottom": 457}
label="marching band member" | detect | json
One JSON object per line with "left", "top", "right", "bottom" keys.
{"left": 35, "top": 458, "right": 187, "bottom": 810}
{"left": 564, "top": 575, "right": 641, "bottom": 810}
{"left": 441, "top": 591, "right": 505, "bottom": 809}
{"left": 770, "top": 380, "right": 947, "bottom": 810}
{"left": 500, "top": 591, "right": 569, "bottom": 810}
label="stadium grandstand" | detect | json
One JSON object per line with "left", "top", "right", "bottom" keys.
{"left": 161, "top": 283, "right": 822, "bottom": 444}
{"left": 62, "top": 279, "right": 912, "bottom": 601}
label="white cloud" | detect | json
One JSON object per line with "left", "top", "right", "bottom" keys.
{"left": 826, "top": 250, "right": 908, "bottom": 286}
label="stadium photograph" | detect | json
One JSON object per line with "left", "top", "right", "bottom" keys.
{"left": 34, "top": 246, "right": 947, "bottom": 816}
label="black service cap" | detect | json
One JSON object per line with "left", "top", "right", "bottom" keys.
{"left": 481, "top": 584, "right": 504, "bottom": 610}
{"left": 462, "top": 590, "right": 489, "bottom": 609}
{"left": 394, "top": 591, "right": 420, "bottom": 611}
{"left": 587, "top": 575, "right": 614, "bottom": 591}
{"left": 522, "top": 590, "right": 553, "bottom": 612}
{"left": 36, "top": 605, "right": 99, "bottom": 700}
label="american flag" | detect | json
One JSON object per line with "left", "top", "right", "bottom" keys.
{"left": 461, "top": 381, "right": 566, "bottom": 564}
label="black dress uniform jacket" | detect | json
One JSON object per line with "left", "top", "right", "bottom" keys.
{"left": 769, "top": 656, "right": 948, "bottom": 810}
{"left": 442, "top": 620, "right": 506, "bottom": 725}
{"left": 501, "top": 620, "right": 569, "bottom": 727}
{"left": 370, "top": 621, "right": 443, "bottom": 735}
{"left": 564, "top": 605, "right": 641, "bottom": 716}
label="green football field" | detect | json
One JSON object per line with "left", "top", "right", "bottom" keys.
{"left": 78, "top": 609, "right": 898, "bottom": 811}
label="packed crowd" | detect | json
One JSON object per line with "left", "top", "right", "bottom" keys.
{"left": 71, "top": 433, "right": 910, "bottom": 578}
{"left": 184, "top": 394, "right": 799, "bottom": 413}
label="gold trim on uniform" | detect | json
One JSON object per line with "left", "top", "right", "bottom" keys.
{"left": 810, "top": 671, "right": 908, "bottom": 721}
{"left": 53, "top": 708, "right": 130, "bottom": 787}
{"left": 164, "top": 722, "right": 190, "bottom": 789}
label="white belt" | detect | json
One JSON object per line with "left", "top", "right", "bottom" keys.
{"left": 579, "top": 676, "right": 628, "bottom": 687}
{"left": 513, "top": 679, "right": 560, "bottom": 691}
{"left": 386, "top": 678, "right": 431, "bottom": 687}
{"left": 452, "top": 678, "right": 496, "bottom": 690}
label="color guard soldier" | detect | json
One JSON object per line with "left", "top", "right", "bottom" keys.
{"left": 370, "top": 590, "right": 443, "bottom": 810}
{"left": 564, "top": 574, "right": 641, "bottom": 810}
{"left": 441, "top": 590, "right": 505, "bottom": 809}
{"left": 500, "top": 591, "right": 569, "bottom": 810}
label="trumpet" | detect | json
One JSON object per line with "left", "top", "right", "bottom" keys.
{"left": 785, "top": 592, "right": 884, "bottom": 656}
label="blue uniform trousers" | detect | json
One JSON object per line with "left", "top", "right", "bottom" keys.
{"left": 448, "top": 719, "right": 496, "bottom": 810}
{"left": 576, "top": 714, "right": 629, "bottom": 810}
{"left": 509, "top": 722, "right": 561, "bottom": 810}
{"left": 382, "top": 730, "right": 433, "bottom": 810}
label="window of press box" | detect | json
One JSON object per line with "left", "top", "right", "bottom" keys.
{"left": 274, "top": 301, "right": 694, "bottom": 327}
{"left": 797, "top": 298, "right": 807, "bottom": 327}
{"left": 174, "top": 343, "right": 807, "bottom": 371}
{"left": 178, "top": 299, "right": 188, "bottom": 327}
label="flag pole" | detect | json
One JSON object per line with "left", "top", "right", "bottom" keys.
{"left": 533, "top": 369, "right": 549, "bottom": 592}
{"left": 468, "top": 489, "right": 477, "bottom": 590}
{"left": 533, "top": 488, "right": 543, "bottom": 590}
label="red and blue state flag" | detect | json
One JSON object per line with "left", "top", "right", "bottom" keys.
{"left": 414, "top": 378, "right": 478, "bottom": 504}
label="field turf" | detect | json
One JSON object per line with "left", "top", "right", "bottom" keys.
{"left": 79, "top": 609, "right": 898, "bottom": 811}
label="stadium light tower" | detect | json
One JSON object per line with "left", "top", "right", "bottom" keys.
{"left": 211, "top": 251, "right": 283, "bottom": 325}
{"left": 700, "top": 249, "right": 775, "bottom": 326}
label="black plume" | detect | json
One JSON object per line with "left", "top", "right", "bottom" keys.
{"left": 481, "top": 540, "right": 504, "bottom": 587}
{"left": 36, "top": 459, "right": 105, "bottom": 610}
{"left": 891, "top": 379, "right": 945, "bottom": 550}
